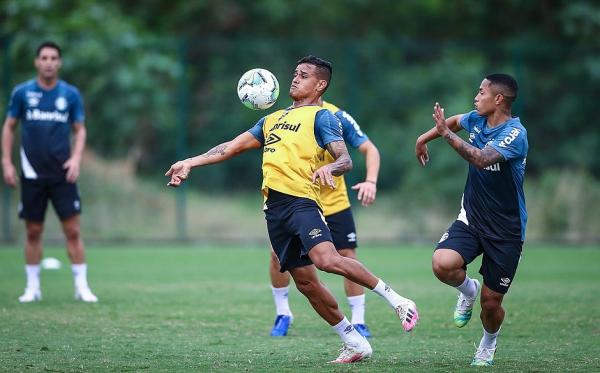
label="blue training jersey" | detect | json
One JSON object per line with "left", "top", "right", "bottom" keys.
{"left": 331, "top": 107, "right": 369, "bottom": 149}
{"left": 458, "top": 110, "right": 528, "bottom": 241}
{"left": 248, "top": 107, "right": 343, "bottom": 147}
{"left": 6, "top": 79, "right": 85, "bottom": 180}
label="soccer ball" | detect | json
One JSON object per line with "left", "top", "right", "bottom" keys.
{"left": 237, "top": 68, "right": 279, "bottom": 110}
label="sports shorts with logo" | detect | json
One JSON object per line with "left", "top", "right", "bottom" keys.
{"left": 325, "top": 207, "right": 358, "bottom": 250}
{"left": 265, "top": 189, "right": 332, "bottom": 272}
{"left": 19, "top": 177, "right": 82, "bottom": 222}
{"left": 436, "top": 220, "right": 523, "bottom": 294}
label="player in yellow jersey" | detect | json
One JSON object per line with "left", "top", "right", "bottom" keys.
{"left": 166, "top": 56, "right": 418, "bottom": 363}
{"left": 268, "top": 101, "right": 380, "bottom": 338}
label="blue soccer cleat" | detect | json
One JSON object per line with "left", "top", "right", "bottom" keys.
{"left": 353, "top": 324, "right": 372, "bottom": 338}
{"left": 270, "top": 315, "right": 292, "bottom": 337}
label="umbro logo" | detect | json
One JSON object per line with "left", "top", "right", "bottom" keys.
{"left": 308, "top": 228, "right": 322, "bottom": 239}
{"left": 343, "top": 325, "right": 354, "bottom": 334}
{"left": 347, "top": 232, "right": 356, "bottom": 242}
{"left": 499, "top": 277, "right": 511, "bottom": 287}
{"left": 265, "top": 133, "right": 281, "bottom": 146}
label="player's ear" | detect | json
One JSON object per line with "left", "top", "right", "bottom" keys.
{"left": 494, "top": 93, "right": 504, "bottom": 105}
{"left": 316, "top": 79, "right": 328, "bottom": 93}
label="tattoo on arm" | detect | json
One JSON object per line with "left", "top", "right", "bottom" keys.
{"left": 203, "top": 144, "right": 228, "bottom": 158}
{"left": 442, "top": 132, "right": 503, "bottom": 168}
{"left": 325, "top": 141, "right": 353, "bottom": 176}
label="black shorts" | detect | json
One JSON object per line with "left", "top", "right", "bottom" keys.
{"left": 325, "top": 207, "right": 358, "bottom": 250}
{"left": 436, "top": 220, "right": 523, "bottom": 294}
{"left": 265, "top": 190, "right": 332, "bottom": 272}
{"left": 19, "top": 177, "right": 82, "bottom": 222}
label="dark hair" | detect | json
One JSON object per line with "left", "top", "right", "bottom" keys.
{"left": 36, "top": 41, "right": 62, "bottom": 57}
{"left": 297, "top": 55, "right": 332, "bottom": 92}
{"left": 485, "top": 73, "right": 518, "bottom": 104}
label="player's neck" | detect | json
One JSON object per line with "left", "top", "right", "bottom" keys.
{"left": 36, "top": 76, "right": 59, "bottom": 90}
{"left": 486, "top": 108, "right": 512, "bottom": 127}
{"left": 292, "top": 96, "right": 321, "bottom": 108}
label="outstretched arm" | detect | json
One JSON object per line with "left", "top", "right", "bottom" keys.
{"left": 351, "top": 140, "right": 380, "bottom": 206}
{"left": 432, "top": 103, "right": 503, "bottom": 168}
{"left": 312, "top": 140, "right": 353, "bottom": 189}
{"left": 415, "top": 111, "right": 463, "bottom": 166}
{"left": 165, "top": 131, "right": 261, "bottom": 187}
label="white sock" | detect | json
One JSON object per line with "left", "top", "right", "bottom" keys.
{"left": 479, "top": 326, "right": 500, "bottom": 349}
{"left": 455, "top": 276, "right": 478, "bottom": 298}
{"left": 372, "top": 279, "right": 407, "bottom": 309}
{"left": 332, "top": 316, "right": 365, "bottom": 345}
{"left": 271, "top": 286, "right": 292, "bottom": 317}
{"left": 25, "top": 264, "right": 41, "bottom": 290}
{"left": 347, "top": 294, "right": 366, "bottom": 325}
{"left": 72, "top": 263, "right": 89, "bottom": 290}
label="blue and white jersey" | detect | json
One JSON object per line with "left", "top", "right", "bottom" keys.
{"left": 458, "top": 110, "right": 528, "bottom": 241}
{"left": 6, "top": 79, "right": 85, "bottom": 180}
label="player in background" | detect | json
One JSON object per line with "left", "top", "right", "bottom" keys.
{"left": 1, "top": 41, "right": 98, "bottom": 303}
{"left": 166, "top": 55, "right": 418, "bottom": 363}
{"left": 415, "top": 74, "right": 527, "bottom": 366}
{"left": 268, "top": 100, "right": 380, "bottom": 338}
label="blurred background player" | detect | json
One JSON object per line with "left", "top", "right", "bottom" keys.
{"left": 268, "top": 100, "right": 380, "bottom": 338}
{"left": 1, "top": 41, "right": 98, "bottom": 303}
{"left": 166, "top": 55, "right": 418, "bottom": 363}
{"left": 415, "top": 74, "right": 527, "bottom": 366}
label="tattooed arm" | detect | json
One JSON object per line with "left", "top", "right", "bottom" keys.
{"left": 433, "top": 103, "right": 504, "bottom": 169}
{"left": 312, "top": 140, "right": 353, "bottom": 189}
{"left": 166, "top": 131, "right": 261, "bottom": 187}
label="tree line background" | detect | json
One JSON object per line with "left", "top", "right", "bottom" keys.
{"left": 1, "top": 0, "right": 599, "bottom": 243}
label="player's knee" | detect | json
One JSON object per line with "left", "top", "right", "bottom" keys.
{"left": 480, "top": 295, "right": 502, "bottom": 313}
{"left": 431, "top": 256, "right": 450, "bottom": 279}
{"left": 63, "top": 225, "right": 81, "bottom": 241}
{"left": 26, "top": 226, "right": 43, "bottom": 242}
{"left": 294, "top": 278, "right": 318, "bottom": 296}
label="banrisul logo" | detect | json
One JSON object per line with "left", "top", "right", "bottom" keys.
{"left": 26, "top": 109, "right": 69, "bottom": 123}
{"left": 269, "top": 121, "right": 301, "bottom": 132}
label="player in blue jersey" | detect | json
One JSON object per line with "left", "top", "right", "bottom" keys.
{"left": 415, "top": 73, "right": 527, "bottom": 366}
{"left": 166, "top": 56, "right": 418, "bottom": 363}
{"left": 268, "top": 101, "right": 381, "bottom": 338}
{"left": 1, "top": 41, "right": 98, "bottom": 303}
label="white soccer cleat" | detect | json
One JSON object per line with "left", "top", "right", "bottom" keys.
{"left": 395, "top": 298, "right": 419, "bottom": 332}
{"left": 471, "top": 346, "right": 496, "bottom": 366}
{"left": 18, "top": 288, "right": 42, "bottom": 303}
{"left": 330, "top": 340, "right": 372, "bottom": 363}
{"left": 454, "top": 279, "right": 481, "bottom": 328}
{"left": 75, "top": 287, "right": 98, "bottom": 303}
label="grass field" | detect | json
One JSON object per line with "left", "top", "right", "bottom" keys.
{"left": 0, "top": 245, "right": 599, "bottom": 372}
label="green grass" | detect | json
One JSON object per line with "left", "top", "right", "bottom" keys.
{"left": 0, "top": 246, "right": 599, "bottom": 372}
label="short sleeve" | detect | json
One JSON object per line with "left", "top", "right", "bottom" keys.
{"left": 488, "top": 125, "right": 528, "bottom": 161}
{"left": 247, "top": 117, "right": 266, "bottom": 145}
{"left": 70, "top": 89, "right": 85, "bottom": 123}
{"left": 459, "top": 110, "right": 478, "bottom": 132}
{"left": 6, "top": 87, "right": 23, "bottom": 119}
{"left": 314, "top": 109, "right": 343, "bottom": 148}
{"left": 336, "top": 110, "right": 368, "bottom": 149}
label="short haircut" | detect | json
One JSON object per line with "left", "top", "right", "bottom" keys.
{"left": 36, "top": 41, "right": 62, "bottom": 58}
{"left": 297, "top": 55, "right": 332, "bottom": 92}
{"left": 485, "top": 73, "right": 518, "bottom": 104}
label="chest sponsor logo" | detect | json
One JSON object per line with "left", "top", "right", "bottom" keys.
{"left": 498, "top": 128, "right": 521, "bottom": 148}
{"left": 473, "top": 126, "right": 481, "bottom": 133}
{"left": 25, "top": 109, "right": 69, "bottom": 123}
{"left": 469, "top": 132, "right": 475, "bottom": 143}
{"left": 269, "top": 121, "right": 301, "bottom": 132}
{"left": 308, "top": 228, "right": 322, "bottom": 239}
{"left": 484, "top": 163, "right": 501, "bottom": 172}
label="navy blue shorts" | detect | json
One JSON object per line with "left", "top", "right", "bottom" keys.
{"left": 326, "top": 207, "right": 358, "bottom": 250}
{"left": 19, "top": 177, "right": 82, "bottom": 222}
{"left": 436, "top": 220, "right": 523, "bottom": 294}
{"left": 265, "top": 190, "right": 332, "bottom": 272}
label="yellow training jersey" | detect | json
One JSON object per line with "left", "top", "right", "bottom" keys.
{"left": 261, "top": 105, "right": 332, "bottom": 207}
{"left": 320, "top": 102, "right": 351, "bottom": 216}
